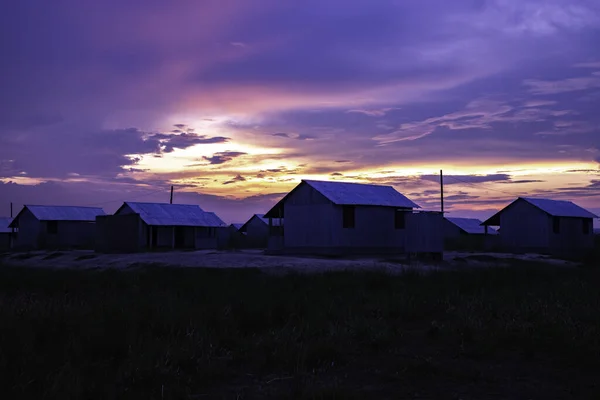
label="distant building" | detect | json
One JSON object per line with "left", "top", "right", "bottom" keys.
{"left": 444, "top": 217, "right": 499, "bottom": 251}
{"left": 230, "top": 223, "right": 244, "bottom": 231}
{"left": 95, "top": 202, "right": 227, "bottom": 253}
{"left": 9, "top": 205, "right": 105, "bottom": 250}
{"left": 482, "top": 197, "right": 598, "bottom": 255}
{"left": 263, "top": 179, "right": 443, "bottom": 257}
{"left": 239, "top": 214, "right": 283, "bottom": 248}
{"left": 0, "top": 217, "right": 13, "bottom": 251}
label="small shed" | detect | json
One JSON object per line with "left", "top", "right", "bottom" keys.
{"left": 95, "top": 202, "right": 227, "bottom": 253}
{"left": 444, "top": 217, "right": 499, "bottom": 251}
{"left": 9, "top": 205, "right": 105, "bottom": 250}
{"left": 239, "top": 214, "right": 283, "bottom": 248}
{"left": 482, "top": 197, "right": 598, "bottom": 255}
{"left": 0, "top": 217, "right": 13, "bottom": 252}
{"left": 263, "top": 179, "right": 441, "bottom": 256}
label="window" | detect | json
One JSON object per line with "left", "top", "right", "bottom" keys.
{"left": 342, "top": 205, "right": 355, "bottom": 228}
{"left": 207, "top": 227, "right": 214, "bottom": 237}
{"left": 583, "top": 220, "right": 591, "bottom": 235}
{"left": 552, "top": 217, "right": 560, "bottom": 234}
{"left": 395, "top": 210, "right": 406, "bottom": 229}
{"left": 47, "top": 220, "right": 58, "bottom": 235}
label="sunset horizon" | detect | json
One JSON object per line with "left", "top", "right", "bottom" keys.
{"left": 1, "top": 0, "right": 599, "bottom": 225}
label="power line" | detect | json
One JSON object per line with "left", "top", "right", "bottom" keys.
{"left": 444, "top": 175, "right": 519, "bottom": 197}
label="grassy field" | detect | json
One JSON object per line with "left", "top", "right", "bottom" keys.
{"left": 1, "top": 264, "right": 600, "bottom": 399}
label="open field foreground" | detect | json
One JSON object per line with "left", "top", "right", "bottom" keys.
{"left": 1, "top": 264, "right": 600, "bottom": 399}
{"left": 0, "top": 249, "right": 580, "bottom": 273}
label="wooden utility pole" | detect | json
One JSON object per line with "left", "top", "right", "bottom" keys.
{"left": 440, "top": 169, "right": 444, "bottom": 214}
{"left": 10, "top": 202, "right": 14, "bottom": 248}
{"left": 170, "top": 186, "right": 174, "bottom": 204}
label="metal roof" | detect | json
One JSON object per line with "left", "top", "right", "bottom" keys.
{"left": 482, "top": 197, "right": 598, "bottom": 226}
{"left": 0, "top": 217, "right": 12, "bottom": 233}
{"left": 264, "top": 180, "right": 419, "bottom": 218}
{"left": 230, "top": 223, "right": 244, "bottom": 230}
{"left": 447, "top": 217, "right": 498, "bottom": 235}
{"left": 521, "top": 197, "right": 598, "bottom": 218}
{"left": 10, "top": 206, "right": 105, "bottom": 226}
{"left": 119, "top": 202, "right": 226, "bottom": 227}
{"left": 304, "top": 180, "right": 420, "bottom": 208}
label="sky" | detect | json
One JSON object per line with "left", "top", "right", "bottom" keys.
{"left": 1, "top": 0, "right": 600, "bottom": 225}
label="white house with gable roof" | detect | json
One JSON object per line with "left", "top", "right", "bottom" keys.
{"left": 239, "top": 214, "right": 283, "bottom": 248}
{"left": 95, "top": 202, "right": 227, "bottom": 253}
{"left": 9, "top": 205, "right": 105, "bottom": 250}
{"left": 444, "top": 217, "right": 499, "bottom": 251}
{"left": 263, "top": 179, "right": 443, "bottom": 256}
{"left": 0, "top": 217, "right": 13, "bottom": 251}
{"left": 482, "top": 197, "right": 598, "bottom": 255}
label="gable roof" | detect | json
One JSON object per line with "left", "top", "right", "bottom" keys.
{"left": 446, "top": 217, "right": 498, "bottom": 235}
{"left": 0, "top": 217, "right": 12, "bottom": 233}
{"left": 230, "top": 223, "right": 244, "bottom": 230}
{"left": 482, "top": 197, "right": 598, "bottom": 226}
{"left": 521, "top": 197, "right": 598, "bottom": 218}
{"left": 116, "top": 202, "right": 225, "bottom": 227}
{"left": 239, "top": 214, "right": 282, "bottom": 232}
{"left": 265, "top": 180, "right": 420, "bottom": 218}
{"left": 9, "top": 205, "right": 105, "bottom": 227}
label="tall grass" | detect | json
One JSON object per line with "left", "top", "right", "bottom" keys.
{"left": 0, "top": 265, "right": 599, "bottom": 399}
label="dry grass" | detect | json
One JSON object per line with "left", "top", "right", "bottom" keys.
{"left": 0, "top": 263, "right": 599, "bottom": 399}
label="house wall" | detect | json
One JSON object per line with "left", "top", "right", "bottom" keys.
{"left": 245, "top": 217, "right": 269, "bottom": 248}
{"left": 44, "top": 221, "right": 97, "bottom": 249}
{"left": 0, "top": 233, "right": 11, "bottom": 251}
{"left": 499, "top": 200, "right": 551, "bottom": 252}
{"left": 195, "top": 227, "right": 218, "bottom": 249}
{"left": 406, "top": 212, "right": 444, "bottom": 254}
{"left": 95, "top": 214, "right": 142, "bottom": 253}
{"left": 154, "top": 226, "right": 174, "bottom": 248}
{"left": 443, "top": 220, "right": 464, "bottom": 240}
{"left": 498, "top": 199, "right": 595, "bottom": 254}
{"left": 281, "top": 183, "right": 407, "bottom": 255}
{"left": 12, "top": 208, "right": 41, "bottom": 249}
{"left": 216, "top": 227, "right": 235, "bottom": 249}
{"left": 443, "top": 220, "right": 500, "bottom": 251}
{"left": 13, "top": 209, "right": 97, "bottom": 250}
{"left": 549, "top": 217, "right": 594, "bottom": 255}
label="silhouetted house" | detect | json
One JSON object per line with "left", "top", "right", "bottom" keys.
{"left": 0, "top": 217, "right": 13, "bottom": 251}
{"left": 95, "top": 202, "right": 227, "bottom": 253}
{"left": 9, "top": 205, "right": 105, "bottom": 250}
{"left": 482, "top": 197, "right": 598, "bottom": 255}
{"left": 221, "top": 223, "right": 245, "bottom": 248}
{"left": 239, "top": 214, "right": 283, "bottom": 248}
{"left": 263, "top": 179, "right": 443, "bottom": 256}
{"left": 444, "top": 217, "right": 499, "bottom": 250}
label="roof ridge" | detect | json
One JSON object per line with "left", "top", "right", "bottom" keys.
{"left": 26, "top": 204, "right": 104, "bottom": 209}
{"left": 125, "top": 201, "right": 201, "bottom": 206}
{"left": 302, "top": 179, "right": 394, "bottom": 188}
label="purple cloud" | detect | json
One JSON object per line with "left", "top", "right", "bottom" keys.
{"left": 201, "top": 151, "right": 247, "bottom": 165}
{"left": 222, "top": 174, "right": 247, "bottom": 185}
{"left": 1, "top": 0, "right": 600, "bottom": 221}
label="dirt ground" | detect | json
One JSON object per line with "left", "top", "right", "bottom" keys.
{"left": 0, "top": 248, "right": 578, "bottom": 273}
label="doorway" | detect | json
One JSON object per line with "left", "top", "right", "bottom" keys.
{"left": 174, "top": 226, "right": 186, "bottom": 248}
